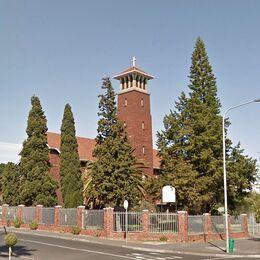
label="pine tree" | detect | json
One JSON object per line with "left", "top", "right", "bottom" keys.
{"left": 185, "top": 38, "right": 224, "bottom": 212}
{"left": 2, "top": 162, "right": 20, "bottom": 205}
{"left": 157, "top": 38, "right": 223, "bottom": 213}
{"left": 19, "top": 96, "right": 57, "bottom": 206}
{"left": 60, "top": 104, "right": 83, "bottom": 208}
{"left": 88, "top": 78, "right": 143, "bottom": 208}
{"left": 157, "top": 38, "right": 257, "bottom": 214}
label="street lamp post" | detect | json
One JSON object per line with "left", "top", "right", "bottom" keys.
{"left": 222, "top": 98, "right": 260, "bottom": 253}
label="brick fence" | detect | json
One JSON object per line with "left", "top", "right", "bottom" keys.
{"left": 0, "top": 204, "right": 249, "bottom": 242}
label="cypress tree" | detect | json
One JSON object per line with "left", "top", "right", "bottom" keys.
{"left": 60, "top": 104, "right": 83, "bottom": 208}
{"left": 88, "top": 78, "right": 143, "bottom": 208}
{"left": 19, "top": 96, "right": 57, "bottom": 206}
{"left": 2, "top": 162, "right": 20, "bottom": 205}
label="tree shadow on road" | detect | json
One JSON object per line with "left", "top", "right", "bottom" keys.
{"left": 248, "top": 237, "right": 260, "bottom": 241}
{"left": 0, "top": 245, "right": 36, "bottom": 258}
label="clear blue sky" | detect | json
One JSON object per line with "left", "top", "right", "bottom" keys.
{"left": 1, "top": 0, "right": 260, "bottom": 163}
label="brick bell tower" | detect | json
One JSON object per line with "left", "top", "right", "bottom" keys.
{"left": 114, "top": 58, "right": 154, "bottom": 176}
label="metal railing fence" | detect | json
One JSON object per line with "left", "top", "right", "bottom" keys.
{"left": 85, "top": 210, "right": 104, "bottom": 229}
{"left": 188, "top": 215, "right": 204, "bottom": 234}
{"left": 114, "top": 211, "right": 142, "bottom": 232}
{"left": 230, "top": 215, "right": 242, "bottom": 233}
{"left": 40, "top": 207, "right": 55, "bottom": 225}
{"left": 6, "top": 207, "right": 17, "bottom": 221}
{"left": 248, "top": 213, "right": 260, "bottom": 236}
{"left": 149, "top": 212, "right": 178, "bottom": 233}
{"left": 59, "top": 208, "right": 77, "bottom": 227}
{"left": 211, "top": 215, "right": 225, "bottom": 234}
{"left": 23, "top": 207, "right": 36, "bottom": 223}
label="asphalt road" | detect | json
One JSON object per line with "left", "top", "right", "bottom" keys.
{"left": 0, "top": 232, "right": 254, "bottom": 260}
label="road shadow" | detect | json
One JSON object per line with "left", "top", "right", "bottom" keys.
{"left": 207, "top": 241, "right": 226, "bottom": 252}
{"left": 0, "top": 245, "right": 36, "bottom": 257}
{"left": 248, "top": 237, "right": 260, "bottom": 241}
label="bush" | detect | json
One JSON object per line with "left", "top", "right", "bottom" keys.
{"left": 14, "top": 218, "right": 23, "bottom": 228}
{"left": 4, "top": 233, "right": 18, "bottom": 247}
{"left": 29, "top": 220, "right": 38, "bottom": 230}
{"left": 71, "top": 226, "right": 81, "bottom": 235}
{"left": 159, "top": 235, "right": 168, "bottom": 242}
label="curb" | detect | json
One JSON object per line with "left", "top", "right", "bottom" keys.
{"left": 123, "top": 245, "right": 260, "bottom": 258}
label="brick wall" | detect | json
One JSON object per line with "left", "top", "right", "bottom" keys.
{"left": 118, "top": 90, "right": 153, "bottom": 176}
{"left": 0, "top": 206, "right": 249, "bottom": 243}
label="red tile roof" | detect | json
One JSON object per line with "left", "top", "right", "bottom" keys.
{"left": 47, "top": 132, "right": 96, "bottom": 161}
{"left": 47, "top": 132, "right": 160, "bottom": 168}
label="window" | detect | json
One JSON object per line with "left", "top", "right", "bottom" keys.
{"left": 124, "top": 98, "right": 127, "bottom": 106}
{"left": 142, "top": 121, "right": 145, "bottom": 130}
{"left": 142, "top": 146, "right": 145, "bottom": 155}
{"left": 141, "top": 98, "right": 144, "bottom": 107}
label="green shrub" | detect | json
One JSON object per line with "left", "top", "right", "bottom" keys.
{"left": 29, "top": 220, "right": 38, "bottom": 230}
{"left": 71, "top": 226, "right": 81, "bottom": 235}
{"left": 14, "top": 218, "right": 23, "bottom": 228}
{"left": 4, "top": 233, "right": 18, "bottom": 247}
{"left": 159, "top": 235, "right": 168, "bottom": 242}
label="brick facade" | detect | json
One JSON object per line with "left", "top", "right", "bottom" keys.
{"left": 118, "top": 90, "right": 153, "bottom": 176}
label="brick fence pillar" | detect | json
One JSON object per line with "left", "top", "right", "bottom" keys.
{"left": 77, "top": 206, "right": 85, "bottom": 229}
{"left": 54, "top": 205, "right": 62, "bottom": 226}
{"left": 203, "top": 213, "right": 212, "bottom": 235}
{"left": 142, "top": 210, "right": 149, "bottom": 239}
{"left": 35, "top": 205, "right": 43, "bottom": 223}
{"left": 103, "top": 207, "right": 114, "bottom": 238}
{"left": 2, "top": 204, "right": 9, "bottom": 224}
{"left": 241, "top": 214, "right": 249, "bottom": 236}
{"left": 17, "top": 205, "right": 25, "bottom": 221}
{"left": 178, "top": 211, "right": 188, "bottom": 242}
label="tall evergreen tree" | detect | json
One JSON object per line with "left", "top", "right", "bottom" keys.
{"left": 157, "top": 38, "right": 248, "bottom": 214}
{"left": 2, "top": 162, "right": 20, "bottom": 205}
{"left": 19, "top": 96, "right": 57, "bottom": 206}
{"left": 60, "top": 104, "right": 83, "bottom": 208}
{"left": 87, "top": 78, "right": 143, "bottom": 208}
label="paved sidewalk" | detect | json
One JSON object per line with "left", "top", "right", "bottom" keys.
{"left": 3, "top": 227, "right": 260, "bottom": 258}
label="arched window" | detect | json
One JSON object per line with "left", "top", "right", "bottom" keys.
{"left": 124, "top": 98, "right": 128, "bottom": 106}
{"left": 141, "top": 98, "right": 144, "bottom": 107}
{"left": 142, "top": 121, "right": 145, "bottom": 130}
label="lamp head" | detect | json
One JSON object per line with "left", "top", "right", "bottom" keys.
{"left": 254, "top": 98, "right": 260, "bottom": 102}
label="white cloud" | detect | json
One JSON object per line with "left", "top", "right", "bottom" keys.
{"left": 0, "top": 142, "right": 22, "bottom": 164}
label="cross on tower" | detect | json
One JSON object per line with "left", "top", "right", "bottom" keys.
{"left": 132, "top": 56, "right": 136, "bottom": 67}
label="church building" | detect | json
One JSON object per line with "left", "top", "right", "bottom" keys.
{"left": 47, "top": 60, "right": 160, "bottom": 204}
